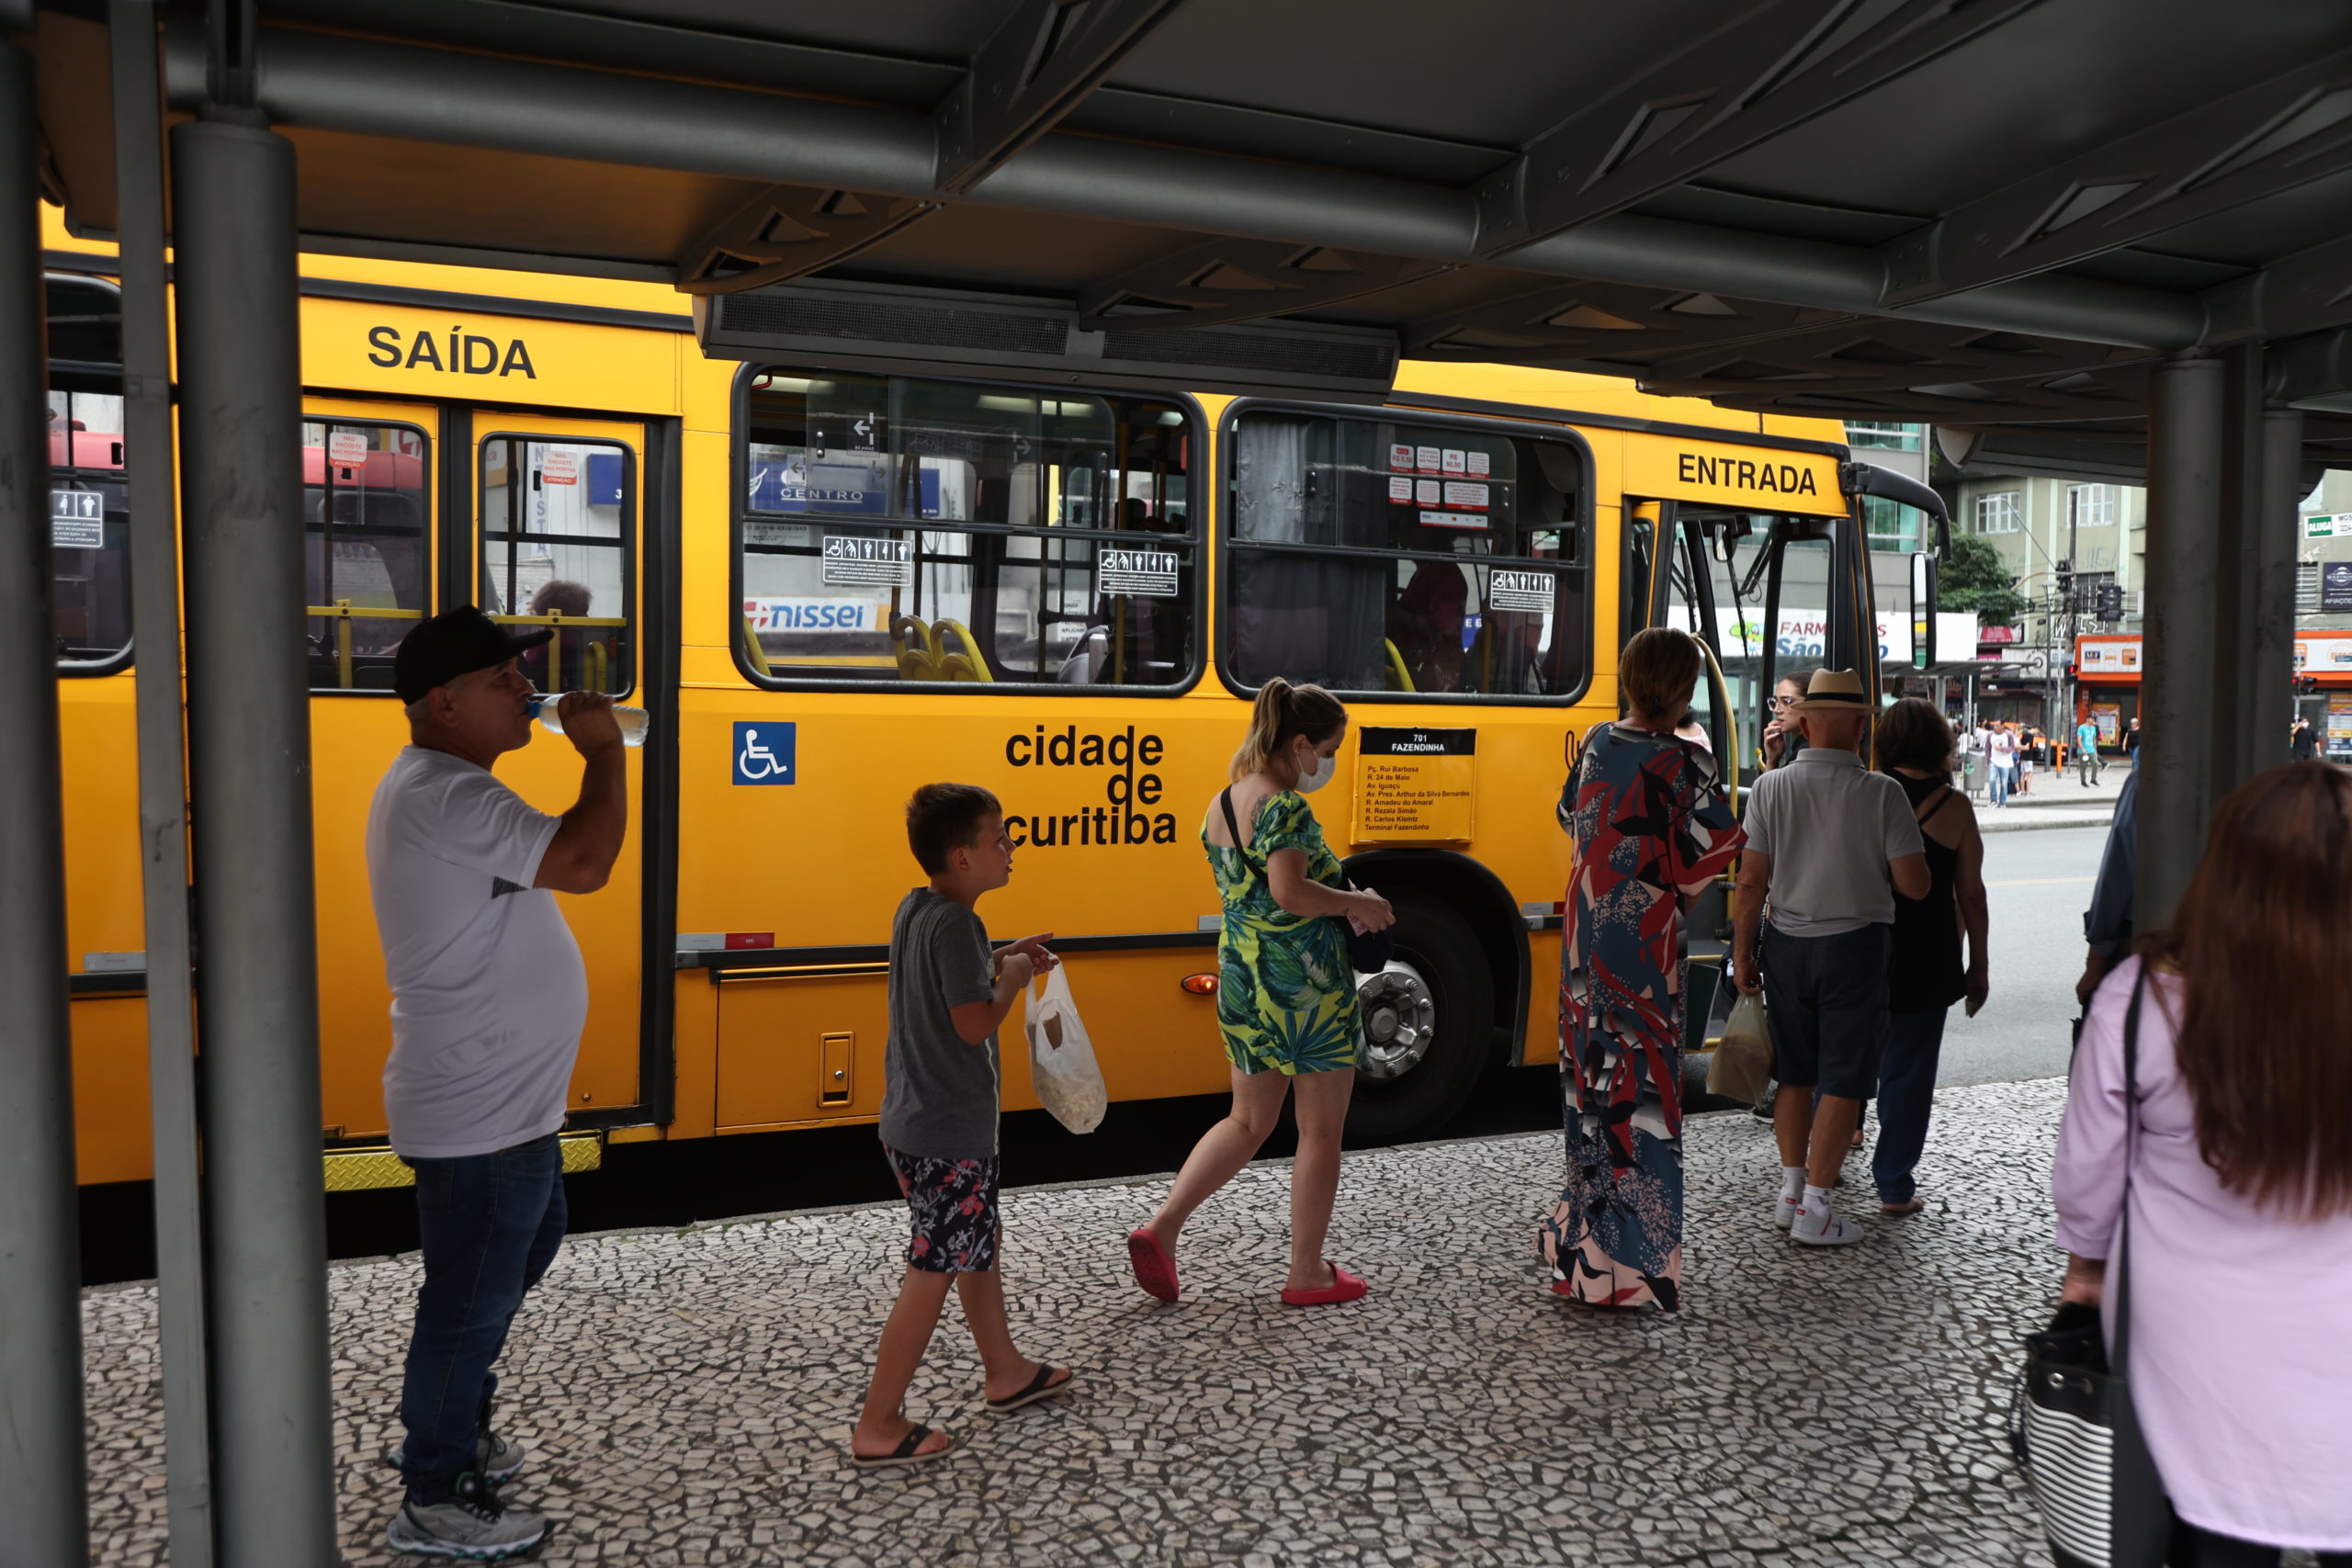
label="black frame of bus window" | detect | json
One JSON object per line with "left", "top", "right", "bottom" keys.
{"left": 49, "top": 267, "right": 134, "bottom": 679}
{"left": 725, "top": 359, "right": 1207, "bottom": 698}
{"left": 301, "top": 413, "right": 435, "bottom": 697}
{"left": 1214, "top": 396, "right": 1599, "bottom": 708}
{"left": 475, "top": 427, "right": 642, "bottom": 703}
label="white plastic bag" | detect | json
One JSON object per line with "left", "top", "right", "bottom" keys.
{"left": 1706, "top": 990, "right": 1774, "bottom": 1104}
{"left": 1025, "top": 965, "right": 1106, "bottom": 1134}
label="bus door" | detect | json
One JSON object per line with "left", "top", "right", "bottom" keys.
{"left": 469, "top": 412, "right": 649, "bottom": 1121}
{"left": 301, "top": 397, "right": 443, "bottom": 1141}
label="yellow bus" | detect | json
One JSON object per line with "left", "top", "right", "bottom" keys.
{"left": 44, "top": 211, "right": 1925, "bottom": 1188}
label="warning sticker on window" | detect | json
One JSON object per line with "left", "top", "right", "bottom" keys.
{"left": 1419, "top": 510, "right": 1488, "bottom": 530}
{"left": 327, "top": 430, "right": 370, "bottom": 470}
{"left": 821, "top": 534, "right": 913, "bottom": 587}
{"left": 50, "top": 489, "right": 103, "bottom": 549}
{"left": 1415, "top": 479, "right": 1441, "bottom": 505}
{"left": 1466, "top": 450, "right": 1491, "bottom": 478}
{"left": 1389, "top": 444, "right": 1416, "bottom": 472}
{"left": 1442, "top": 449, "right": 1466, "bottom": 476}
{"left": 1096, "top": 547, "right": 1181, "bottom": 598}
{"left": 1443, "top": 481, "right": 1488, "bottom": 510}
{"left": 1488, "top": 569, "right": 1555, "bottom": 612}
{"left": 1387, "top": 475, "right": 1415, "bottom": 504}
{"left": 1416, "top": 446, "right": 1442, "bottom": 474}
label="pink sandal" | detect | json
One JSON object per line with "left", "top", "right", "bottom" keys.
{"left": 1125, "top": 1228, "right": 1180, "bottom": 1303}
{"left": 1279, "top": 1263, "right": 1368, "bottom": 1307}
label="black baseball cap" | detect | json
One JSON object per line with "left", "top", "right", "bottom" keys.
{"left": 392, "top": 606, "right": 553, "bottom": 705}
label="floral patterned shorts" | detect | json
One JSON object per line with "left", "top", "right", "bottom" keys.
{"left": 884, "top": 1146, "right": 1001, "bottom": 1274}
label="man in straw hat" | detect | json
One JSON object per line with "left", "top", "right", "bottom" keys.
{"left": 1731, "top": 669, "right": 1928, "bottom": 1247}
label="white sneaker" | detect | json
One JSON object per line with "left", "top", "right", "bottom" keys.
{"left": 1773, "top": 1191, "right": 1801, "bottom": 1230}
{"left": 1789, "top": 1202, "right": 1864, "bottom": 1247}
{"left": 385, "top": 1472, "right": 548, "bottom": 1561}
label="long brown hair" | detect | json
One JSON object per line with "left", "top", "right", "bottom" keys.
{"left": 1229, "top": 677, "right": 1347, "bottom": 782}
{"left": 2150, "top": 762, "right": 2352, "bottom": 1218}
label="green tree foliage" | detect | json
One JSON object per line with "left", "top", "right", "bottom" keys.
{"left": 1939, "top": 533, "right": 2026, "bottom": 627}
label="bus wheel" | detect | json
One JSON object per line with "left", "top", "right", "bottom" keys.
{"left": 1345, "top": 892, "right": 1495, "bottom": 1143}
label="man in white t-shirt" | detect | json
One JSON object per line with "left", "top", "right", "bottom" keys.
{"left": 369, "top": 605, "right": 627, "bottom": 1560}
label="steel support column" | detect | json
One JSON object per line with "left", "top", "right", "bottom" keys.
{"left": 109, "top": 2, "right": 214, "bottom": 1560}
{"left": 169, "top": 112, "right": 339, "bottom": 1564}
{"left": 2209, "top": 344, "right": 2266, "bottom": 795}
{"left": 2248, "top": 403, "right": 2306, "bottom": 779}
{"left": 2137, "top": 353, "right": 2226, "bottom": 931}
{"left": 0, "top": 38, "right": 90, "bottom": 1568}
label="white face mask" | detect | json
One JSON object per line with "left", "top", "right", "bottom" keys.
{"left": 1295, "top": 748, "right": 1337, "bottom": 794}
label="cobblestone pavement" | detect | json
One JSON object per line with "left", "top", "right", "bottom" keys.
{"left": 84, "top": 1078, "right": 2068, "bottom": 1567}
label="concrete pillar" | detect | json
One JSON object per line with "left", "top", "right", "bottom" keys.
{"left": 2245, "top": 402, "right": 2305, "bottom": 784}
{"left": 0, "top": 39, "right": 92, "bottom": 1568}
{"left": 169, "top": 112, "right": 340, "bottom": 1564}
{"left": 2137, "top": 354, "right": 2226, "bottom": 931}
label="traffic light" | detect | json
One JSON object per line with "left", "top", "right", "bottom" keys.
{"left": 2096, "top": 581, "right": 2121, "bottom": 620}
{"left": 2055, "top": 558, "right": 2074, "bottom": 604}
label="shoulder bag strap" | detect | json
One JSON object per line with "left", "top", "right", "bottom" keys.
{"left": 2112, "top": 968, "right": 2147, "bottom": 1375}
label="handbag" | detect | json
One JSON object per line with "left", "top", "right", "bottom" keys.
{"left": 2010, "top": 969, "right": 2175, "bottom": 1568}
{"left": 1219, "top": 787, "right": 1394, "bottom": 973}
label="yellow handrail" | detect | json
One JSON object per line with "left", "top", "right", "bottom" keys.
{"left": 308, "top": 601, "right": 424, "bottom": 690}
{"left": 1383, "top": 638, "right": 1416, "bottom": 694}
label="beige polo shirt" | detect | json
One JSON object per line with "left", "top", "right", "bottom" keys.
{"left": 1744, "top": 747, "right": 1924, "bottom": 937}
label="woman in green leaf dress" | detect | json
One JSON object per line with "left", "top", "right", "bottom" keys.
{"left": 1125, "top": 679, "right": 1396, "bottom": 1307}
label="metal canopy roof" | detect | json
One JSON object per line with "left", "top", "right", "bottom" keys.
{"left": 29, "top": 0, "right": 2352, "bottom": 474}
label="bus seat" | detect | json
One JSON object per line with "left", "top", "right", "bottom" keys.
{"left": 892, "top": 615, "right": 939, "bottom": 681}
{"left": 934, "top": 619, "right": 994, "bottom": 682}
{"left": 1057, "top": 624, "right": 1110, "bottom": 683}
{"left": 741, "top": 614, "right": 773, "bottom": 677}
{"left": 1383, "top": 638, "right": 1417, "bottom": 694}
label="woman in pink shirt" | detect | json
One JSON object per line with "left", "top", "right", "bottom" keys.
{"left": 2053, "top": 762, "right": 2352, "bottom": 1566}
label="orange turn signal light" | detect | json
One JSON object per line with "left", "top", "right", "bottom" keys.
{"left": 1180, "top": 974, "right": 1217, "bottom": 996}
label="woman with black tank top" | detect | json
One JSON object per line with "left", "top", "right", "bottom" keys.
{"left": 1870, "top": 699, "right": 1990, "bottom": 1216}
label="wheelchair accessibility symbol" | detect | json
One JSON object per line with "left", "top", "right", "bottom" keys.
{"left": 733, "top": 722, "right": 796, "bottom": 785}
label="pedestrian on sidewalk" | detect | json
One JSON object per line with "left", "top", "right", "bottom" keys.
{"left": 1987, "top": 722, "right": 2016, "bottom": 807}
{"left": 852, "top": 784, "right": 1070, "bottom": 1468}
{"left": 1733, "top": 670, "right": 1929, "bottom": 1247}
{"left": 1127, "top": 680, "right": 1394, "bottom": 1307}
{"left": 2124, "top": 714, "right": 2141, "bottom": 760}
{"left": 2075, "top": 713, "right": 2104, "bottom": 785}
{"left": 2291, "top": 714, "right": 2320, "bottom": 761}
{"left": 2054, "top": 763, "right": 2352, "bottom": 1564}
{"left": 1870, "top": 699, "right": 1989, "bottom": 1217}
{"left": 369, "top": 607, "right": 630, "bottom": 1559}
{"left": 1538, "top": 630, "right": 1745, "bottom": 1309}
{"left": 2016, "top": 727, "right": 2037, "bottom": 795}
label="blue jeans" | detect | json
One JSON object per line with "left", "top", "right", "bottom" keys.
{"left": 399, "top": 1132, "right": 567, "bottom": 1503}
{"left": 1871, "top": 1009, "right": 1948, "bottom": 1204}
{"left": 1987, "top": 763, "right": 2010, "bottom": 807}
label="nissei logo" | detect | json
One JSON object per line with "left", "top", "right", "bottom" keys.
{"left": 742, "top": 597, "right": 875, "bottom": 632}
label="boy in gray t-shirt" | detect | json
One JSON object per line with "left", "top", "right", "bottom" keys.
{"left": 852, "top": 784, "right": 1073, "bottom": 1468}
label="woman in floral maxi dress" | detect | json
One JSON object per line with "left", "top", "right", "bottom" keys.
{"left": 1543, "top": 629, "right": 1745, "bottom": 1310}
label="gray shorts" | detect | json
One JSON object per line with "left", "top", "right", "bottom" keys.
{"left": 1759, "top": 924, "right": 1890, "bottom": 1100}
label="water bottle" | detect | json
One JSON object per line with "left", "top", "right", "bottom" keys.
{"left": 528, "top": 695, "right": 650, "bottom": 748}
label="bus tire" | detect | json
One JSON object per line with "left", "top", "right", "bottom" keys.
{"left": 1344, "top": 891, "right": 1496, "bottom": 1144}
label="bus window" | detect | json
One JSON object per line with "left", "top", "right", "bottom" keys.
{"left": 1224, "top": 411, "right": 1588, "bottom": 698}
{"left": 737, "top": 369, "right": 1195, "bottom": 687}
{"left": 480, "top": 435, "right": 633, "bottom": 696}
{"left": 303, "top": 421, "right": 430, "bottom": 693}
{"left": 47, "top": 274, "right": 129, "bottom": 671}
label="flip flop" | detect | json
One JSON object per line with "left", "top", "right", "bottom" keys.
{"left": 1279, "top": 1262, "right": 1368, "bottom": 1307}
{"left": 849, "top": 1424, "right": 957, "bottom": 1470}
{"left": 1126, "top": 1227, "right": 1180, "bottom": 1303}
{"left": 985, "top": 1364, "right": 1074, "bottom": 1415}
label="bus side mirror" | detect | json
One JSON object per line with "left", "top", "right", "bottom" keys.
{"left": 1910, "top": 550, "right": 1938, "bottom": 670}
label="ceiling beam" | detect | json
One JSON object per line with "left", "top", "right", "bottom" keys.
{"left": 1078, "top": 238, "right": 1450, "bottom": 331}
{"left": 1403, "top": 279, "right": 1844, "bottom": 365}
{"left": 674, "top": 185, "right": 937, "bottom": 296}
{"left": 1476, "top": 0, "right": 2044, "bottom": 258}
{"left": 2203, "top": 231, "right": 2352, "bottom": 344}
{"left": 933, "top": 0, "right": 1192, "bottom": 196}
{"left": 1883, "top": 45, "right": 2352, "bottom": 305}
{"left": 162, "top": 18, "right": 2205, "bottom": 350}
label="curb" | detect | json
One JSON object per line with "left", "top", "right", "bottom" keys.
{"left": 1975, "top": 809, "right": 2114, "bottom": 834}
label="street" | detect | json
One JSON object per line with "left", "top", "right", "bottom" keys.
{"left": 1939, "top": 823, "right": 2110, "bottom": 1088}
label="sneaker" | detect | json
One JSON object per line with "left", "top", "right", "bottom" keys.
{"left": 382, "top": 1432, "right": 526, "bottom": 1485}
{"left": 1773, "top": 1191, "right": 1801, "bottom": 1230}
{"left": 384, "top": 1472, "right": 548, "bottom": 1562}
{"left": 1789, "top": 1202, "right": 1864, "bottom": 1247}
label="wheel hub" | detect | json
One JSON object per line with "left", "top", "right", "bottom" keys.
{"left": 1356, "top": 960, "right": 1436, "bottom": 1083}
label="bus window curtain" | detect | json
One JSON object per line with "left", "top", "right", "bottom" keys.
{"left": 1230, "top": 414, "right": 1386, "bottom": 691}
